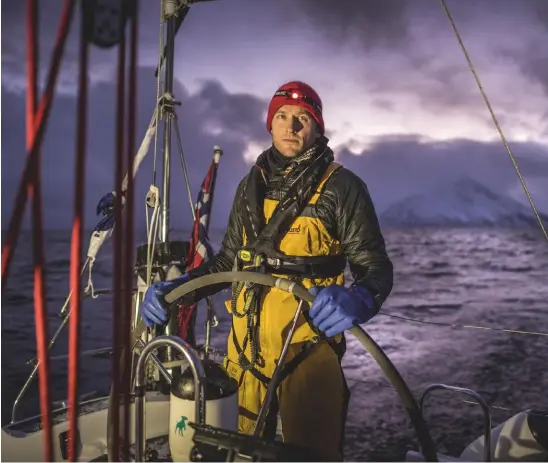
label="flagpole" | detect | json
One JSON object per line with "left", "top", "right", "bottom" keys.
{"left": 203, "top": 146, "right": 223, "bottom": 358}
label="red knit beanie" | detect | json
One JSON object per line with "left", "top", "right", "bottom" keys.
{"left": 266, "top": 81, "right": 324, "bottom": 135}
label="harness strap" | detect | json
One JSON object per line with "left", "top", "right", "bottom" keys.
{"left": 237, "top": 252, "right": 346, "bottom": 279}
{"left": 231, "top": 319, "right": 318, "bottom": 387}
{"left": 264, "top": 254, "right": 346, "bottom": 278}
{"left": 232, "top": 323, "right": 347, "bottom": 440}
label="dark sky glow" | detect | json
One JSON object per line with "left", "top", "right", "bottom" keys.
{"left": 2, "top": 0, "right": 547, "bottom": 229}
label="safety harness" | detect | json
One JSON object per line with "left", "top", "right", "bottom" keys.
{"left": 229, "top": 143, "right": 346, "bottom": 400}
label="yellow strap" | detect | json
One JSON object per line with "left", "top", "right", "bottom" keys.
{"left": 317, "top": 162, "right": 341, "bottom": 192}
{"left": 310, "top": 162, "right": 342, "bottom": 203}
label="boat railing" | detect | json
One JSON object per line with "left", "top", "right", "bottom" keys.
{"left": 419, "top": 384, "right": 493, "bottom": 462}
{"left": 10, "top": 346, "right": 114, "bottom": 424}
{"left": 10, "top": 288, "right": 132, "bottom": 424}
{"left": 133, "top": 335, "right": 207, "bottom": 462}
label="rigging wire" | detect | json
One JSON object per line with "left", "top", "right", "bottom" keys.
{"left": 439, "top": 0, "right": 548, "bottom": 242}
{"left": 152, "top": 0, "right": 165, "bottom": 188}
{"left": 174, "top": 110, "right": 197, "bottom": 222}
{"left": 145, "top": 0, "right": 166, "bottom": 289}
{"left": 378, "top": 312, "right": 548, "bottom": 338}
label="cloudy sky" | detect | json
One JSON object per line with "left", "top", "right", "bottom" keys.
{"left": 2, "top": 0, "right": 547, "bottom": 231}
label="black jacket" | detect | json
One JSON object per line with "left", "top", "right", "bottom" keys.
{"left": 187, "top": 164, "right": 394, "bottom": 309}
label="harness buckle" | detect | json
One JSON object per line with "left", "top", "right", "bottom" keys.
{"left": 239, "top": 249, "right": 253, "bottom": 262}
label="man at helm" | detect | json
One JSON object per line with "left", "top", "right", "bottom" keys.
{"left": 141, "top": 81, "right": 394, "bottom": 460}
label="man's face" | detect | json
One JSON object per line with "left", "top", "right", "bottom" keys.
{"left": 270, "top": 104, "right": 319, "bottom": 157}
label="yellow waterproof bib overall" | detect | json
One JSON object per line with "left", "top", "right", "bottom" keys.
{"left": 224, "top": 162, "right": 350, "bottom": 461}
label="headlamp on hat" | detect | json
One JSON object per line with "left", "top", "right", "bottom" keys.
{"left": 272, "top": 89, "right": 323, "bottom": 114}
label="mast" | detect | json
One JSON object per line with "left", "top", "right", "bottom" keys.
{"left": 159, "top": 0, "right": 178, "bottom": 242}
{"left": 158, "top": 0, "right": 219, "bottom": 243}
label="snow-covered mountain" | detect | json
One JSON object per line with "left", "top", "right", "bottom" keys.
{"left": 379, "top": 177, "right": 548, "bottom": 228}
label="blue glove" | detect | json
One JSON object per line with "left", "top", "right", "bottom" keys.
{"left": 141, "top": 274, "right": 189, "bottom": 328}
{"left": 308, "top": 284, "right": 376, "bottom": 337}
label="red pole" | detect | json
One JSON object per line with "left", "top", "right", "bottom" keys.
{"left": 2, "top": 0, "right": 76, "bottom": 288}
{"left": 27, "top": 1, "right": 53, "bottom": 460}
{"left": 67, "top": 1, "right": 89, "bottom": 459}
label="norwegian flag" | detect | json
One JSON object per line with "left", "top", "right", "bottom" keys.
{"left": 177, "top": 149, "right": 222, "bottom": 340}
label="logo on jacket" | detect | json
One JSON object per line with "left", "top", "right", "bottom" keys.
{"left": 287, "top": 224, "right": 301, "bottom": 234}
